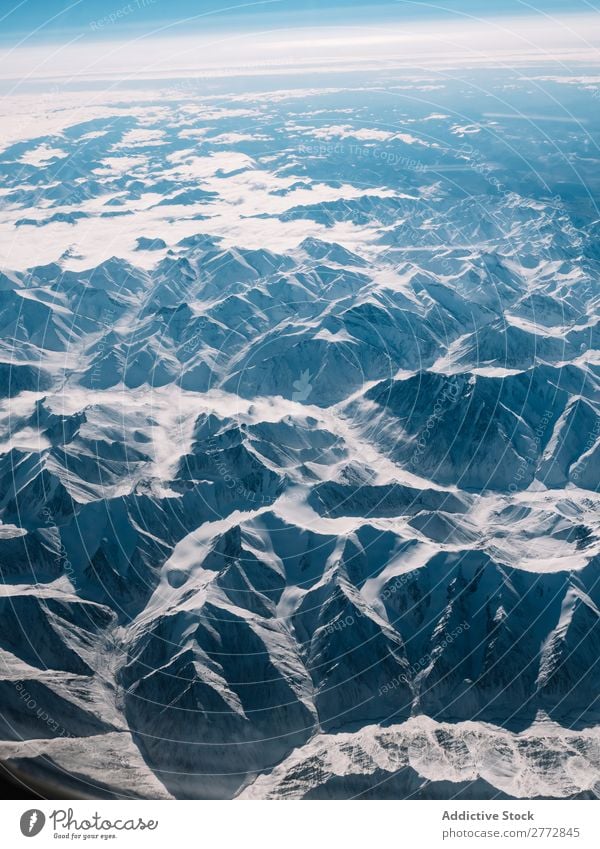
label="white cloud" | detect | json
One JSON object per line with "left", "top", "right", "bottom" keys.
{"left": 112, "top": 128, "right": 165, "bottom": 149}
{"left": 208, "top": 132, "right": 271, "bottom": 144}
{"left": 1, "top": 14, "right": 599, "bottom": 84}
{"left": 312, "top": 126, "right": 396, "bottom": 142}
{"left": 92, "top": 155, "right": 147, "bottom": 175}
{"left": 450, "top": 124, "right": 482, "bottom": 136}
{"left": 19, "top": 144, "right": 68, "bottom": 166}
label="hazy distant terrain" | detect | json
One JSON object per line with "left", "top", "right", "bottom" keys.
{"left": 0, "top": 68, "right": 599, "bottom": 799}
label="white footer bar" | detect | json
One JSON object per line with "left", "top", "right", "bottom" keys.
{"left": 2, "top": 799, "right": 598, "bottom": 848}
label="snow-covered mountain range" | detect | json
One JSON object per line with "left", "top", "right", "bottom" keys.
{"left": 0, "top": 69, "right": 599, "bottom": 799}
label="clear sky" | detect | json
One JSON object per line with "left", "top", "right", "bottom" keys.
{"left": 0, "top": 0, "right": 595, "bottom": 44}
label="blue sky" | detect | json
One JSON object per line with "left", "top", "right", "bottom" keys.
{"left": 0, "top": 0, "right": 594, "bottom": 43}
{"left": 1, "top": 0, "right": 597, "bottom": 85}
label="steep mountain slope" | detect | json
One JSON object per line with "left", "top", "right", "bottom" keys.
{"left": 0, "top": 70, "right": 599, "bottom": 799}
